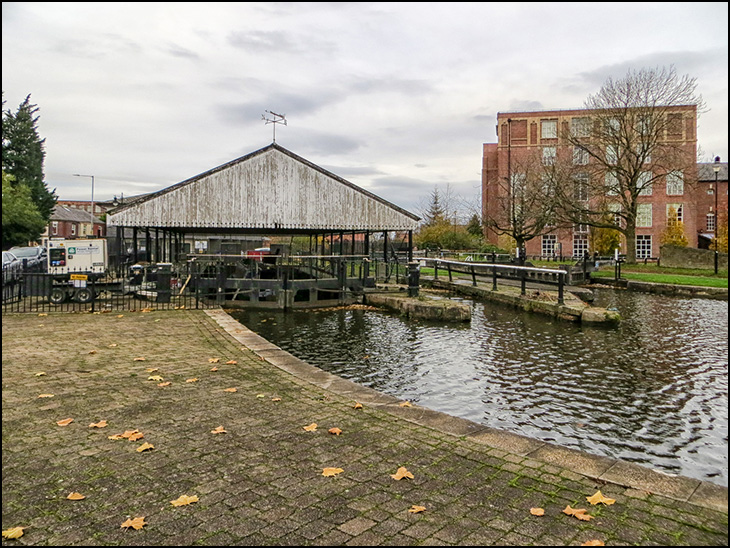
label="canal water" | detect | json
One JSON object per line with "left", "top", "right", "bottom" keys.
{"left": 230, "top": 289, "right": 728, "bottom": 486}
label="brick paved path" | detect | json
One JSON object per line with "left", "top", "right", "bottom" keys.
{"left": 2, "top": 310, "right": 727, "bottom": 545}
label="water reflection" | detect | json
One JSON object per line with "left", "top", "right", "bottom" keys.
{"left": 231, "top": 289, "right": 728, "bottom": 486}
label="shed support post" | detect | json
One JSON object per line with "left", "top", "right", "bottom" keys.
{"left": 133, "top": 228, "right": 138, "bottom": 263}
{"left": 408, "top": 230, "right": 413, "bottom": 262}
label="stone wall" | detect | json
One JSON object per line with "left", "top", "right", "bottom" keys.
{"left": 660, "top": 245, "right": 728, "bottom": 270}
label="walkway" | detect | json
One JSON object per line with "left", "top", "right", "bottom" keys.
{"left": 2, "top": 309, "right": 727, "bottom": 545}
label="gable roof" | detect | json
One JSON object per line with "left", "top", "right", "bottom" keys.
{"left": 107, "top": 143, "right": 419, "bottom": 233}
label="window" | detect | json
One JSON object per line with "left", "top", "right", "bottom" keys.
{"left": 666, "top": 171, "right": 684, "bottom": 195}
{"left": 637, "top": 171, "right": 653, "bottom": 196}
{"left": 571, "top": 117, "right": 591, "bottom": 138}
{"left": 606, "top": 118, "right": 620, "bottom": 135}
{"left": 511, "top": 173, "right": 526, "bottom": 194}
{"left": 707, "top": 213, "right": 716, "bottom": 232}
{"left": 52, "top": 221, "right": 58, "bottom": 236}
{"left": 542, "top": 146, "right": 556, "bottom": 165}
{"left": 605, "top": 172, "right": 619, "bottom": 196}
{"left": 666, "top": 204, "right": 683, "bottom": 225}
{"left": 636, "top": 203, "right": 652, "bottom": 228}
{"left": 541, "top": 120, "right": 557, "bottom": 139}
{"left": 573, "top": 146, "right": 589, "bottom": 165}
{"left": 606, "top": 145, "right": 618, "bottom": 165}
{"left": 573, "top": 174, "right": 589, "bottom": 202}
{"left": 635, "top": 144, "right": 651, "bottom": 164}
{"left": 573, "top": 234, "right": 589, "bottom": 258}
{"left": 71, "top": 223, "right": 77, "bottom": 236}
{"left": 542, "top": 235, "right": 557, "bottom": 257}
{"left": 608, "top": 203, "right": 623, "bottom": 228}
{"left": 636, "top": 235, "right": 652, "bottom": 259}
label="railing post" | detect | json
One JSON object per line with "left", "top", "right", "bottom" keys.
{"left": 471, "top": 265, "right": 477, "bottom": 286}
{"left": 492, "top": 262, "right": 498, "bottom": 291}
{"left": 434, "top": 260, "right": 439, "bottom": 280}
{"left": 447, "top": 262, "right": 452, "bottom": 282}
{"left": 558, "top": 271, "right": 565, "bottom": 304}
{"left": 520, "top": 267, "right": 526, "bottom": 295}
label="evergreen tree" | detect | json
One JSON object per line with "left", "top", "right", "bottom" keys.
{"left": 466, "top": 213, "right": 483, "bottom": 237}
{"left": 422, "top": 187, "right": 447, "bottom": 227}
{"left": 2, "top": 93, "right": 57, "bottom": 221}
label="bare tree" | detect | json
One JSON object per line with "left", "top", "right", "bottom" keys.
{"left": 556, "top": 66, "right": 704, "bottom": 263}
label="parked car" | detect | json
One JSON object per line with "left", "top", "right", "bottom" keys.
{"left": 9, "top": 246, "right": 46, "bottom": 269}
{"left": 2, "top": 251, "right": 22, "bottom": 284}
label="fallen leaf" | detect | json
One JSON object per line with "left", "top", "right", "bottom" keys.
{"left": 148, "top": 375, "right": 164, "bottom": 382}
{"left": 186, "top": 378, "right": 199, "bottom": 383}
{"left": 530, "top": 507, "right": 545, "bottom": 516}
{"left": 209, "top": 367, "right": 218, "bottom": 372}
{"left": 67, "top": 492, "right": 86, "bottom": 500}
{"left": 225, "top": 360, "right": 237, "bottom": 365}
{"left": 128, "top": 432, "right": 144, "bottom": 442}
{"left": 322, "top": 467, "right": 344, "bottom": 477}
{"left": 581, "top": 541, "right": 605, "bottom": 546}
{"left": 38, "top": 394, "right": 54, "bottom": 398}
{"left": 303, "top": 423, "right": 318, "bottom": 432}
{"left": 136, "top": 442, "right": 154, "bottom": 452}
{"left": 223, "top": 387, "right": 237, "bottom": 393}
{"left": 271, "top": 397, "right": 281, "bottom": 402}
{"left": 211, "top": 426, "right": 227, "bottom": 434}
{"left": 120, "top": 516, "right": 147, "bottom": 530}
{"left": 133, "top": 357, "right": 145, "bottom": 361}
{"left": 145, "top": 368, "right": 159, "bottom": 373}
{"left": 108, "top": 343, "right": 118, "bottom": 348}
{"left": 158, "top": 382, "right": 171, "bottom": 387}
{"left": 208, "top": 358, "right": 220, "bottom": 363}
{"left": 56, "top": 418, "right": 74, "bottom": 427}
{"left": 1, "top": 527, "right": 26, "bottom": 539}
{"left": 88, "top": 350, "right": 97, "bottom": 354}
{"left": 408, "top": 505, "right": 426, "bottom": 514}
{"left": 89, "top": 420, "right": 108, "bottom": 428}
{"left": 171, "top": 494, "right": 199, "bottom": 507}
{"left": 391, "top": 467, "right": 414, "bottom": 480}
{"left": 586, "top": 490, "right": 616, "bottom": 506}
{"left": 328, "top": 427, "right": 343, "bottom": 435}
{"left": 256, "top": 394, "right": 266, "bottom": 398}
{"left": 35, "top": 372, "right": 47, "bottom": 376}
{"left": 120, "top": 429, "right": 140, "bottom": 438}
{"left": 563, "top": 505, "right": 594, "bottom": 521}
{"left": 141, "top": 307, "right": 153, "bottom": 312}
{"left": 399, "top": 401, "right": 412, "bottom": 407}
{"left": 116, "top": 314, "right": 124, "bottom": 318}
{"left": 353, "top": 402, "right": 363, "bottom": 409}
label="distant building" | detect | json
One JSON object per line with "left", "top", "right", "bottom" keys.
{"left": 42, "top": 204, "right": 105, "bottom": 244}
{"left": 696, "top": 161, "right": 729, "bottom": 249}
{"left": 482, "top": 106, "right": 708, "bottom": 259}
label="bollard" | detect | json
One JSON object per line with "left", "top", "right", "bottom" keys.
{"left": 407, "top": 261, "right": 420, "bottom": 297}
{"left": 558, "top": 272, "right": 564, "bottom": 304}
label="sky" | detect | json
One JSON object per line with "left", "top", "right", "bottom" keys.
{"left": 2, "top": 2, "right": 728, "bottom": 219}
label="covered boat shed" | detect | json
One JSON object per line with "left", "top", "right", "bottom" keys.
{"left": 106, "top": 143, "right": 420, "bottom": 265}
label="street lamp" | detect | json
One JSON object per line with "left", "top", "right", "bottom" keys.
{"left": 72, "top": 173, "right": 95, "bottom": 236}
{"left": 712, "top": 156, "right": 721, "bottom": 274}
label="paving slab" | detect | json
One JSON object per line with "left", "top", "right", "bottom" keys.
{"left": 2, "top": 309, "right": 727, "bottom": 546}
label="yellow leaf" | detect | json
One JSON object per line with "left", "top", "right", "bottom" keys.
{"left": 1, "top": 527, "right": 25, "bottom": 539}
{"left": 530, "top": 507, "right": 545, "bottom": 516}
{"left": 322, "top": 467, "right": 344, "bottom": 477}
{"left": 38, "top": 394, "right": 54, "bottom": 398}
{"left": 223, "top": 387, "right": 237, "bottom": 393}
{"left": 256, "top": 393, "right": 266, "bottom": 398}
{"left": 563, "top": 505, "right": 594, "bottom": 521}
{"left": 225, "top": 360, "right": 237, "bottom": 365}
{"left": 134, "top": 357, "right": 145, "bottom": 361}
{"left": 158, "top": 382, "right": 171, "bottom": 387}
{"left": 120, "top": 429, "right": 139, "bottom": 438}
{"left": 120, "top": 516, "right": 147, "bottom": 530}
{"left": 208, "top": 358, "right": 220, "bottom": 363}
{"left": 108, "top": 343, "right": 118, "bottom": 348}
{"left": 116, "top": 314, "right": 124, "bottom": 318}
{"left": 89, "top": 420, "right": 108, "bottom": 428}
{"left": 67, "top": 492, "right": 86, "bottom": 500}
{"left": 128, "top": 432, "right": 144, "bottom": 442}
{"left": 148, "top": 375, "right": 164, "bottom": 382}
{"left": 271, "top": 397, "right": 282, "bottom": 402}
{"left": 408, "top": 505, "right": 426, "bottom": 514}
{"left": 211, "top": 426, "right": 227, "bottom": 434}
{"left": 328, "top": 427, "right": 342, "bottom": 435}
{"left": 141, "top": 307, "right": 152, "bottom": 313}
{"left": 391, "top": 467, "right": 414, "bottom": 480}
{"left": 38, "top": 313, "right": 48, "bottom": 317}
{"left": 186, "top": 378, "right": 199, "bottom": 383}
{"left": 586, "top": 490, "right": 616, "bottom": 506}
{"left": 399, "top": 401, "right": 412, "bottom": 407}
{"left": 353, "top": 402, "right": 363, "bottom": 409}
{"left": 582, "top": 541, "right": 605, "bottom": 546}
{"left": 35, "top": 372, "right": 47, "bottom": 376}
{"left": 171, "top": 495, "right": 199, "bottom": 507}
{"left": 56, "top": 418, "right": 74, "bottom": 427}
{"left": 136, "top": 442, "right": 154, "bottom": 452}
{"left": 303, "top": 423, "right": 318, "bottom": 432}
{"left": 108, "top": 434, "right": 125, "bottom": 440}
{"left": 145, "top": 368, "right": 159, "bottom": 373}
{"left": 209, "top": 367, "right": 219, "bottom": 372}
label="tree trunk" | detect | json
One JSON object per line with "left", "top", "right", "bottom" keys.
{"left": 624, "top": 225, "right": 637, "bottom": 264}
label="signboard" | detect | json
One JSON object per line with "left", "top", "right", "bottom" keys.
{"left": 70, "top": 274, "right": 88, "bottom": 281}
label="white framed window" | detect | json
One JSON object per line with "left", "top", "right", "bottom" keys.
{"left": 573, "top": 174, "right": 589, "bottom": 202}
{"left": 635, "top": 144, "right": 651, "bottom": 164}
{"left": 52, "top": 221, "right": 58, "bottom": 235}
{"left": 541, "top": 120, "right": 557, "bottom": 139}
{"left": 605, "top": 171, "right": 619, "bottom": 196}
{"left": 666, "top": 171, "right": 684, "bottom": 195}
{"left": 608, "top": 203, "right": 623, "bottom": 228}
{"left": 636, "top": 235, "right": 652, "bottom": 259}
{"left": 573, "top": 146, "right": 589, "bottom": 165}
{"left": 574, "top": 223, "right": 589, "bottom": 234}
{"left": 71, "top": 223, "right": 77, "bottom": 236}
{"left": 571, "top": 117, "right": 591, "bottom": 138}
{"left": 542, "top": 234, "right": 557, "bottom": 257}
{"left": 573, "top": 234, "right": 589, "bottom": 258}
{"left": 637, "top": 171, "right": 653, "bottom": 196}
{"left": 542, "top": 146, "right": 556, "bottom": 165}
{"left": 707, "top": 213, "right": 716, "bottom": 231}
{"left": 636, "top": 203, "right": 652, "bottom": 228}
{"left": 606, "top": 145, "right": 618, "bottom": 165}
{"left": 666, "top": 204, "right": 683, "bottom": 225}
{"left": 511, "top": 173, "right": 526, "bottom": 194}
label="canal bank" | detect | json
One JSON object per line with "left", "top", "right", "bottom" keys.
{"left": 1, "top": 309, "right": 726, "bottom": 546}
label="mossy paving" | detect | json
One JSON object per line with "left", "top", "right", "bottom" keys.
{"left": 2, "top": 310, "right": 727, "bottom": 546}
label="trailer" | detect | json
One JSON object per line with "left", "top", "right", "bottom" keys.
{"left": 44, "top": 239, "right": 118, "bottom": 303}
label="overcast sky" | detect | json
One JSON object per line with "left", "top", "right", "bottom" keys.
{"left": 3, "top": 2, "right": 728, "bottom": 218}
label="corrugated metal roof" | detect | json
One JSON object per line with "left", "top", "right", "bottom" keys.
{"left": 108, "top": 144, "right": 419, "bottom": 232}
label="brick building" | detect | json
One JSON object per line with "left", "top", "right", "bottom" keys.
{"left": 41, "top": 204, "right": 105, "bottom": 244}
{"left": 695, "top": 160, "right": 729, "bottom": 249}
{"left": 482, "top": 106, "right": 706, "bottom": 259}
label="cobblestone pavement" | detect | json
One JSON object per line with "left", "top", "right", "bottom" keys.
{"left": 2, "top": 309, "right": 727, "bottom": 546}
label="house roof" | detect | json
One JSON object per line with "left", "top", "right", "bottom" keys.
{"left": 697, "top": 161, "right": 728, "bottom": 183}
{"left": 51, "top": 205, "right": 102, "bottom": 224}
{"left": 107, "top": 143, "right": 420, "bottom": 233}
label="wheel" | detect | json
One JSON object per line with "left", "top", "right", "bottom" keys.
{"left": 73, "top": 287, "right": 94, "bottom": 303}
{"left": 50, "top": 287, "right": 68, "bottom": 304}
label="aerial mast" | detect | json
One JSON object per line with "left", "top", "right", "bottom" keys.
{"left": 262, "top": 110, "right": 287, "bottom": 143}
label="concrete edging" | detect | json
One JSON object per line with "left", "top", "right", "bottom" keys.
{"left": 206, "top": 308, "right": 728, "bottom": 514}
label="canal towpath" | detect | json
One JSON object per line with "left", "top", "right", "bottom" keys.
{"left": 2, "top": 309, "right": 727, "bottom": 546}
